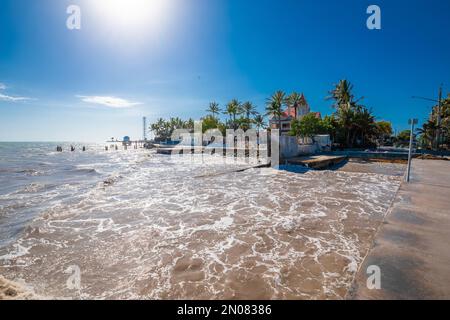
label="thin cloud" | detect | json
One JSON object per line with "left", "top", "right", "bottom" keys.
{"left": 77, "top": 95, "right": 142, "bottom": 108}
{"left": 0, "top": 93, "right": 31, "bottom": 102}
{"left": 0, "top": 83, "right": 32, "bottom": 102}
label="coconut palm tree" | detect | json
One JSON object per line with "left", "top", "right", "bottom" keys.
{"left": 286, "top": 92, "right": 307, "bottom": 119}
{"left": 206, "top": 102, "right": 221, "bottom": 119}
{"left": 417, "top": 120, "right": 439, "bottom": 149}
{"left": 253, "top": 113, "right": 267, "bottom": 133}
{"left": 326, "top": 79, "right": 357, "bottom": 110}
{"left": 351, "top": 106, "right": 375, "bottom": 146}
{"left": 266, "top": 91, "right": 286, "bottom": 135}
{"left": 224, "top": 99, "right": 241, "bottom": 129}
{"left": 241, "top": 101, "right": 257, "bottom": 121}
{"left": 150, "top": 118, "right": 172, "bottom": 141}
{"left": 334, "top": 103, "right": 355, "bottom": 147}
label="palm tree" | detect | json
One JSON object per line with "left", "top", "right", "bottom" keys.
{"left": 266, "top": 91, "right": 286, "bottom": 135}
{"left": 351, "top": 106, "right": 375, "bottom": 146}
{"left": 327, "top": 79, "right": 357, "bottom": 110}
{"left": 253, "top": 113, "right": 267, "bottom": 134}
{"left": 206, "top": 102, "right": 221, "bottom": 119}
{"left": 335, "top": 104, "right": 355, "bottom": 147}
{"left": 185, "top": 118, "right": 195, "bottom": 131}
{"left": 286, "top": 92, "right": 307, "bottom": 119}
{"left": 224, "top": 99, "right": 241, "bottom": 129}
{"left": 417, "top": 120, "right": 439, "bottom": 149}
{"left": 170, "top": 117, "right": 185, "bottom": 132}
{"left": 150, "top": 118, "right": 171, "bottom": 141}
{"left": 241, "top": 101, "right": 257, "bottom": 121}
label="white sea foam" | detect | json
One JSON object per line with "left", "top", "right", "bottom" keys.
{"left": 0, "top": 146, "right": 404, "bottom": 299}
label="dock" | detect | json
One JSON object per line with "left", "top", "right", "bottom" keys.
{"left": 348, "top": 159, "right": 450, "bottom": 299}
{"left": 286, "top": 155, "right": 348, "bottom": 170}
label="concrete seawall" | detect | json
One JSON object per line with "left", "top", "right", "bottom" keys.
{"left": 348, "top": 159, "right": 450, "bottom": 299}
{"left": 330, "top": 151, "right": 410, "bottom": 161}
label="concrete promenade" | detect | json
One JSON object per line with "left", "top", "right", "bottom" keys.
{"left": 286, "top": 155, "right": 347, "bottom": 169}
{"left": 348, "top": 159, "right": 450, "bottom": 299}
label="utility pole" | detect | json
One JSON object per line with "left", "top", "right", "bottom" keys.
{"left": 437, "top": 85, "right": 443, "bottom": 150}
{"left": 412, "top": 84, "right": 444, "bottom": 151}
{"left": 406, "top": 118, "right": 418, "bottom": 183}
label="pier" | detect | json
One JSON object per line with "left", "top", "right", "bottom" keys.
{"left": 348, "top": 159, "right": 450, "bottom": 299}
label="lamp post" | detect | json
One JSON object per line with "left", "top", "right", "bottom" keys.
{"left": 406, "top": 118, "right": 418, "bottom": 183}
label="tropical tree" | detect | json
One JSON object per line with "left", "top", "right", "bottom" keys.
{"left": 150, "top": 117, "right": 195, "bottom": 141}
{"left": 150, "top": 118, "right": 174, "bottom": 141}
{"left": 206, "top": 102, "right": 221, "bottom": 119}
{"left": 416, "top": 120, "right": 438, "bottom": 149}
{"left": 253, "top": 113, "right": 267, "bottom": 133}
{"left": 289, "top": 113, "right": 324, "bottom": 141}
{"left": 185, "top": 118, "right": 195, "bottom": 131}
{"left": 266, "top": 91, "right": 286, "bottom": 135}
{"left": 326, "top": 79, "right": 358, "bottom": 109}
{"left": 241, "top": 101, "right": 257, "bottom": 121}
{"left": 335, "top": 105, "right": 355, "bottom": 147}
{"left": 321, "top": 115, "right": 339, "bottom": 142}
{"left": 224, "top": 99, "right": 242, "bottom": 130}
{"left": 417, "top": 92, "right": 450, "bottom": 150}
{"left": 169, "top": 117, "right": 184, "bottom": 130}
{"left": 286, "top": 92, "right": 307, "bottom": 119}
{"left": 375, "top": 121, "right": 393, "bottom": 137}
{"left": 373, "top": 120, "right": 393, "bottom": 145}
{"left": 201, "top": 115, "right": 222, "bottom": 133}
{"left": 395, "top": 130, "right": 415, "bottom": 148}
{"left": 326, "top": 80, "right": 380, "bottom": 148}
{"left": 347, "top": 106, "right": 374, "bottom": 146}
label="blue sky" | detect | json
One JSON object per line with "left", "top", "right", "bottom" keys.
{"left": 0, "top": 0, "right": 449, "bottom": 142}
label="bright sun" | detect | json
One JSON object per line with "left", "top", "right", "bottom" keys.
{"left": 90, "top": 0, "right": 173, "bottom": 35}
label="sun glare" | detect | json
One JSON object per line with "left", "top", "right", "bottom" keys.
{"left": 90, "top": 0, "right": 173, "bottom": 36}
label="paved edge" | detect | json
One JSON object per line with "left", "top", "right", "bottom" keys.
{"left": 346, "top": 159, "right": 450, "bottom": 300}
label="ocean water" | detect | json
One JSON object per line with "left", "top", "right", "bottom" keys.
{"left": 0, "top": 142, "right": 404, "bottom": 299}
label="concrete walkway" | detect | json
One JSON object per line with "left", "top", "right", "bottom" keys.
{"left": 348, "top": 159, "right": 450, "bottom": 299}
{"left": 286, "top": 155, "right": 347, "bottom": 169}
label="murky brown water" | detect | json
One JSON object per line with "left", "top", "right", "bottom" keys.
{"left": 0, "top": 151, "right": 403, "bottom": 299}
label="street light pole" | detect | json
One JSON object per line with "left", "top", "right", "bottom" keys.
{"left": 406, "top": 118, "right": 418, "bottom": 183}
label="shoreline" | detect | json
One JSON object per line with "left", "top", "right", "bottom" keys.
{"left": 0, "top": 276, "right": 35, "bottom": 300}
{"left": 0, "top": 156, "right": 405, "bottom": 300}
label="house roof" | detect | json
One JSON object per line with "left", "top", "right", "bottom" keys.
{"left": 281, "top": 108, "right": 296, "bottom": 118}
{"left": 269, "top": 111, "right": 322, "bottom": 122}
{"left": 268, "top": 93, "right": 315, "bottom": 121}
